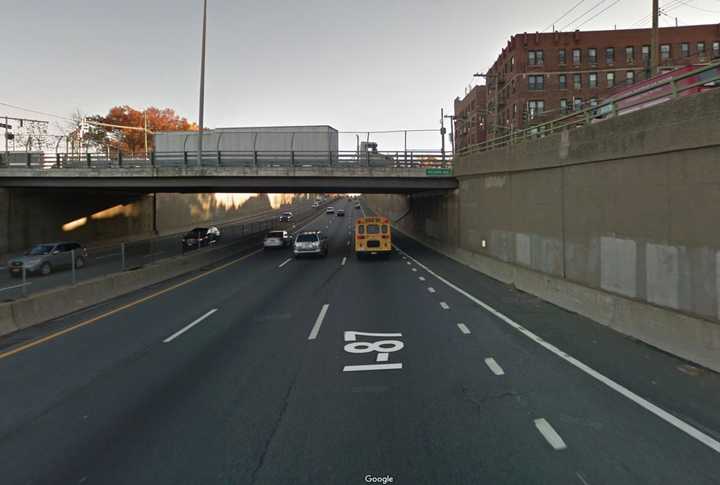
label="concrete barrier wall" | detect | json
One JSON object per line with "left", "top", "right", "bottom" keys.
{"left": 365, "top": 89, "right": 720, "bottom": 372}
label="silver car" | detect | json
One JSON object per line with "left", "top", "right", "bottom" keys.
{"left": 263, "top": 230, "right": 292, "bottom": 249}
{"left": 293, "top": 231, "right": 328, "bottom": 258}
{"left": 8, "top": 242, "right": 88, "bottom": 277}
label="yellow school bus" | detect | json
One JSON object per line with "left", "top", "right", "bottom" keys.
{"left": 355, "top": 216, "right": 392, "bottom": 257}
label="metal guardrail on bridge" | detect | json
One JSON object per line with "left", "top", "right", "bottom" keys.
{"left": 457, "top": 61, "right": 720, "bottom": 157}
{"left": 0, "top": 150, "right": 453, "bottom": 171}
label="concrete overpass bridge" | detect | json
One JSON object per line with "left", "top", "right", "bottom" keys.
{"left": 0, "top": 150, "right": 457, "bottom": 193}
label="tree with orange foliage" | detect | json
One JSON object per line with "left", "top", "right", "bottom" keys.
{"left": 86, "top": 106, "right": 197, "bottom": 155}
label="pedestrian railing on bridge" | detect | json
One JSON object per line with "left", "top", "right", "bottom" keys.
{"left": 0, "top": 149, "right": 453, "bottom": 171}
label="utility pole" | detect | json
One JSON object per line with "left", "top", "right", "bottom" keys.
{"left": 144, "top": 111, "right": 149, "bottom": 159}
{"left": 650, "top": 0, "right": 659, "bottom": 76}
{"left": 197, "top": 0, "right": 208, "bottom": 167}
{"left": 440, "top": 108, "right": 446, "bottom": 162}
{"left": 443, "top": 114, "right": 455, "bottom": 154}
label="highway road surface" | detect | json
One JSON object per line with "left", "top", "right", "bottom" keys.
{"left": 0, "top": 199, "right": 318, "bottom": 301}
{"left": 0, "top": 198, "right": 719, "bottom": 484}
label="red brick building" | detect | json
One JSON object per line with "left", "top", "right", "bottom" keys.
{"left": 453, "top": 85, "right": 487, "bottom": 150}
{"left": 454, "top": 23, "right": 720, "bottom": 146}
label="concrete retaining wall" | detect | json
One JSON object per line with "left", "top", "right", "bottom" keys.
{"left": 365, "top": 89, "right": 720, "bottom": 372}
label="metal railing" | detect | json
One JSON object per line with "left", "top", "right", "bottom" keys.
{"left": 457, "top": 61, "right": 720, "bottom": 157}
{"left": 0, "top": 149, "right": 453, "bottom": 170}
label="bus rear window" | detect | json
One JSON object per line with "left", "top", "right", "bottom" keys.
{"left": 367, "top": 224, "right": 380, "bottom": 234}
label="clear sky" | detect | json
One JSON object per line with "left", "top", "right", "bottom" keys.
{"left": 2, "top": 0, "right": 718, "bottom": 149}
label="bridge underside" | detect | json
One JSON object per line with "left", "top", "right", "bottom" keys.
{"left": 0, "top": 167, "right": 457, "bottom": 193}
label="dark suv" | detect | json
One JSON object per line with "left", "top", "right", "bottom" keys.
{"left": 181, "top": 226, "right": 220, "bottom": 251}
{"left": 8, "top": 242, "right": 87, "bottom": 277}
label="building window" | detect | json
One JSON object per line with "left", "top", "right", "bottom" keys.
{"left": 573, "top": 73, "right": 582, "bottom": 89}
{"left": 607, "top": 71, "right": 615, "bottom": 88}
{"left": 511, "top": 56, "right": 515, "bottom": 70}
{"left": 697, "top": 42, "right": 706, "bottom": 56}
{"left": 681, "top": 42, "right": 689, "bottom": 57}
{"left": 605, "top": 47, "right": 614, "bottom": 64}
{"left": 559, "top": 49, "right": 566, "bottom": 65}
{"left": 660, "top": 44, "right": 671, "bottom": 61}
{"left": 560, "top": 99, "right": 568, "bottom": 114}
{"left": 714, "top": 41, "right": 720, "bottom": 58}
{"left": 642, "top": 45, "right": 650, "bottom": 63}
{"left": 528, "top": 50, "right": 544, "bottom": 65}
{"left": 528, "top": 100, "right": 545, "bottom": 119}
{"left": 528, "top": 75, "right": 544, "bottom": 90}
{"left": 559, "top": 74, "right": 567, "bottom": 89}
{"left": 625, "top": 46, "right": 635, "bottom": 63}
{"left": 588, "top": 48, "right": 597, "bottom": 64}
{"left": 572, "top": 48, "right": 581, "bottom": 64}
{"left": 573, "top": 98, "right": 583, "bottom": 111}
{"left": 626, "top": 70, "right": 635, "bottom": 84}
{"left": 589, "top": 72, "right": 598, "bottom": 88}
{"left": 513, "top": 103, "right": 517, "bottom": 115}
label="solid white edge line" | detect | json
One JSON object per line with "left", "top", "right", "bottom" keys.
{"left": 341, "top": 256, "right": 347, "bottom": 266}
{"left": 484, "top": 357, "right": 505, "bottom": 376}
{"left": 0, "top": 282, "right": 32, "bottom": 292}
{"left": 457, "top": 323, "right": 471, "bottom": 334}
{"left": 163, "top": 308, "right": 218, "bottom": 343}
{"left": 439, "top": 301, "right": 450, "bottom": 310}
{"left": 343, "top": 363, "right": 402, "bottom": 372}
{"left": 94, "top": 253, "right": 121, "bottom": 260}
{"left": 534, "top": 418, "right": 567, "bottom": 450}
{"left": 308, "top": 303, "right": 330, "bottom": 340}
{"left": 394, "top": 244, "right": 720, "bottom": 455}
{"left": 278, "top": 258, "right": 292, "bottom": 268}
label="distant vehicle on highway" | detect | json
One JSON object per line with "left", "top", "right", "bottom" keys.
{"left": 336, "top": 209, "right": 345, "bottom": 217}
{"left": 325, "top": 207, "right": 335, "bottom": 214}
{"left": 8, "top": 241, "right": 87, "bottom": 277}
{"left": 355, "top": 203, "right": 361, "bottom": 210}
{"left": 263, "top": 230, "right": 292, "bottom": 249}
{"left": 312, "top": 202, "right": 320, "bottom": 208}
{"left": 182, "top": 226, "right": 220, "bottom": 251}
{"left": 279, "top": 212, "right": 294, "bottom": 222}
{"left": 293, "top": 231, "right": 328, "bottom": 258}
{"left": 355, "top": 216, "right": 391, "bottom": 258}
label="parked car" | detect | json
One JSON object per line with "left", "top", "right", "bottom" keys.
{"left": 325, "top": 207, "right": 335, "bottom": 214}
{"left": 336, "top": 209, "right": 345, "bottom": 217}
{"left": 279, "top": 212, "right": 294, "bottom": 222}
{"left": 293, "top": 231, "right": 328, "bottom": 258}
{"left": 312, "top": 202, "right": 320, "bottom": 208}
{"left": 264, "top": 230, "right": 292, "bottom": 249}
{"left": 182, "top": 226, "right": 220, "bottom": 250}
{"left": 8, "top": 241, "right": 87, "bottom": 277}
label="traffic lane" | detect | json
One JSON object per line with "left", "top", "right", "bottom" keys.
{"left": 0, "top": 201, "right": 324, "bottom": 299}
{"left": 390, "top": 237, "right": 720, "bottom": 483}
{"left": 0, "top": 210, "right": 355, "bottom": 484}
{"left": 0, "top": 206, "right": 333, "bottom": 435}
{"left": 249, "top": 247, "right": 579, "bottom": 484}
{"left": 390, "top": 229, "right": 720, "bottom": 441}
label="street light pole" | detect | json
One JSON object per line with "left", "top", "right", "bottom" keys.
{"left": 197, "top": 0, "right": 208, "bottom": 167}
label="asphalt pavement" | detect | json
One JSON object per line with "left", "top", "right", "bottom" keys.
{"left": 0, "top": 200, "right": 317, "bottom": 301}
{"left": 0, "top": 198, "right": 719, "bottom": 484}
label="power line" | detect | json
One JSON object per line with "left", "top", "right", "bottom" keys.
{"left": 575, "top": 0, "right": 624, "bottom": 29}
{"left": 560, "top": 0, "right": 608, "bottom": 31}
{"left": 543, "top": 0, "right": 587, "bottom": 31}
{"left": 0, "top": 102, "right": 74, "bottom": 122}
{"left": 673, "top": 0, "right": 720, "bottom": 12}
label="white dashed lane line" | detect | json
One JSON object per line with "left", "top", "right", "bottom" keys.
{"left": 341, "top": 257, "right": 347, "bottom": 266}
{"left": 534, "top": 418, "right": 567, "bottom": 451}
{"left": 394, "top": 243, "right": 720, "bottom": 455}
{"left": 427, "top": 287, "right": 436, "bottom": 293}
{"left": 308, "top": 304, "right": 330, "bottom": 340}
{"left": 163, "top": 308, "right": 218, "bottom": 343}
{"left": 484, "top": 357, "right": 505, "bottom": 375}
{"left": 411, "top": 268, "right": 417, "bottom": 272}
{"left": 457, "top": 323, "right": 471, "bottom": 334}
{"left": 418, "top": 276, "right": 426, "bottom": 282}
{"left": 439, "top": 302, "right": 450, "bottom": 310}
{"left": 278, "top": 258, "right": 292, "bottom": 268}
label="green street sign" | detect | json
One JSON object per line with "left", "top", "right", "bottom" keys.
{"left": 426, "top": 168, "right": 452, "bottom": 176}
